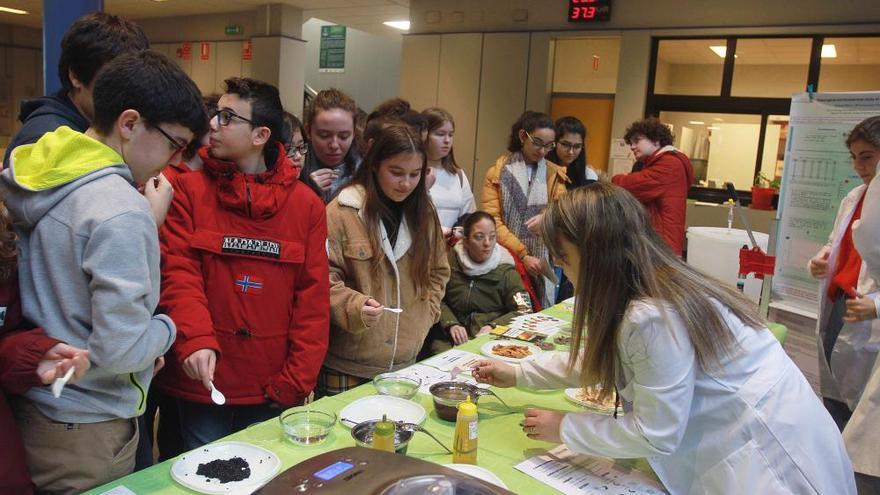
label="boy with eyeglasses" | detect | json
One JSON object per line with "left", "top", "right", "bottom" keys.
{"left": 0, "top": 50, "right": 205, "bottom": 494}
{"left": 157, "top": 78, "right": 329, "bottom": 450}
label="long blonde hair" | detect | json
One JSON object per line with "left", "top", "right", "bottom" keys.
{"left": 541, "top": 183, "right": 764, "bottom": 399}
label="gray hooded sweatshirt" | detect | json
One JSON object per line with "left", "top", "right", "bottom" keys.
{"left": 0, "top": 126, "right": 175, "bottom": 423}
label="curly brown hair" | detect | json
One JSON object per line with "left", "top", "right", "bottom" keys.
{"left": 623, "top": 117, "right": 674, "bottom": 147}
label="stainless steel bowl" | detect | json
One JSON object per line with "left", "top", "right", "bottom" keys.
{"left": 350, "top": 420, "right": 414, "bottom": 454}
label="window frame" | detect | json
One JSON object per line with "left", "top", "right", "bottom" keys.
{"left": 644, "top": 33, "right": 878, "bottom": 202}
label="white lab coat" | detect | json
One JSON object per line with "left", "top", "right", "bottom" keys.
{"left": 811, "top": 184, "right": 880, "bottom": 407}
{"left": 848, "top": 170, "right": 880, "bottom": 477}
{"left": 517, "top": 299, "right": 855, "bottom": 495}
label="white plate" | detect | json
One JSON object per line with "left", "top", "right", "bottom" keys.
{"left": 445, "top": 464, "right": 509, "bottom": 489}
{"left": 564, "top": 387, "right": 617, "bottom": 415}
{"left": 480, "top": 340, "right": 542, "bottom": 363}
{"left": 170, "top": 441, "right": 281, "bottom": 494}
{"left": 339, "top": 394, "right": 427, "bottom": 427}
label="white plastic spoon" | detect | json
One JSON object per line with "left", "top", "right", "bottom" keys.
{"left": 209, "top": 381, "right": 226, "bottom": 405}
{"left": 51, "top": 367, "right": 75, "bottom": 398}
{"left": 450, "top": 366, "right": 463, "bottom": 380}
{"left": 383, "top": 307, "right": 403, "bottom": 314}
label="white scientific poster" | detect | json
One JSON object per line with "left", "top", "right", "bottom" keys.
{"left": 609, "top": 138, "right": 634, "bottom": 176}
{"left": 773, "top": 92, "right": 880, "bottom": 317}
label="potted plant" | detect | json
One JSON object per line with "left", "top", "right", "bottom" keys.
{"left": 751, "top": 173, "right": 779, "bottom": 210}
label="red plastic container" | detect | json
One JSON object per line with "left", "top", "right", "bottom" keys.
{"left": 750, "top": 186, "right": 776, "bottom": 210}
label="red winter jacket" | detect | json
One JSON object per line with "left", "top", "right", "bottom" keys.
{"left": 161, "top": 160, "right": 194, "bottom": 184}
{"left": 0, "top": 271, "right": 60, "bottom": 495}
{"left": 612, "top": 147, "right": 694, "bottom": 255}
{"left": 157, "top": 144, "right": 330, "bottom": 407}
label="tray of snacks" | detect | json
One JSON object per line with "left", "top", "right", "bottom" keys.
{"left": 480, "top": 339, "right": 542, "bottom": 363}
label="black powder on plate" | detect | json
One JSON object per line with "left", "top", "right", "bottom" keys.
{"left": 196, "top": 457, "right": 251, "bottom": 484}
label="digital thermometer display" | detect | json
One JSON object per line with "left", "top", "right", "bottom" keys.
{"left": 314, "top": 461, "right": 355, "bottom": 481}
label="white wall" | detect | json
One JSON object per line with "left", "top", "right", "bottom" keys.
{"left": 302, "top": 18, "right": 401, "bottom": 114}
{"left": 706, "top": 123, "right": 761, "bottom": 189}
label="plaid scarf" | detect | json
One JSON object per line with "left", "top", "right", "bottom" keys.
{"left": 500, "top": 152, "right": 554, "bottom": 308}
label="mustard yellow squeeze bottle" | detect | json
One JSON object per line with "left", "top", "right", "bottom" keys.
{"left": 372, "top": 414, "right": 396, "bottom": 452}
{"left": 452, "top": 396, "right": 478, "bottom": 464}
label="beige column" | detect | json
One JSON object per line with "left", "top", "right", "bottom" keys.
{"left": 610, "top": 30, "right": 651, "bottom": 143}
{"left": 251, "top": 3, "right": 307, "bottom": 117}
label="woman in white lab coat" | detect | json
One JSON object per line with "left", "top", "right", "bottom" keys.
{"left": 843, "top": 115, "right": 880, "bottom": 493}
{"left": 472, "top": 183, "right": 855, "bottom": 495}
{"left": 808, "top": 115, "right": 880, "bottom": 429}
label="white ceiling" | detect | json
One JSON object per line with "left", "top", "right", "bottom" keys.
{"left": 822, "top": 36, "right": 880, "bottom": 65}
{"left": 0, "top": 0, "right": 411, "bottom": 35}
{"left": 658, "top": 39, "right": 728, "bottom": 65}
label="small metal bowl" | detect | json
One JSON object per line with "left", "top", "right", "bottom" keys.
{"left": 372, "top": 373, "right": 421, "bottom": 400}
{"left": 350, "top": 420, "right": 413, "bottom": 454}
{"left": 429, "top": 382, "right": 482, "bottom": 422}
{"left": 280, "top": 409, "right": 336, "bottom": 446}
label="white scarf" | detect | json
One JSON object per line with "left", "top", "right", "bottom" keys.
{"left": 454, "top": 242, "right": 514, "bottom": 277}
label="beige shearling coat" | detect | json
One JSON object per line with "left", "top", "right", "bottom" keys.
{"left": 324, "top": 185, "right": 450, "bottom": 378}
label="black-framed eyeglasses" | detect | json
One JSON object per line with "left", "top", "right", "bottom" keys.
{"left": 154, "top": 125, "right": 187, "bottom": 158}
{"left": 557, "top": 140, "right": 584, "bottom": 153}
{"left": 286, "top": 142, "right": 309, "bottom": 158}
{"left": 211, "top": 108, "right": 255, "bottom": 127}
{"left": 525, "top": 131, "right": 556, "bottom": 151}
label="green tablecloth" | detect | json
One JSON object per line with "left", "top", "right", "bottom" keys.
{"left": 87, "top": 337, "right": 600, "bottom": 494}
{"left": 86, "top": 302, "right": 787, "bottom": 494}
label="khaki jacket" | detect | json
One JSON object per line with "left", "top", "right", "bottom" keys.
{"left": 325, "top": 185, "right": 450, "bottom": 378}
{"left": 481, "top": 154, "right": 569, "bottom": 258}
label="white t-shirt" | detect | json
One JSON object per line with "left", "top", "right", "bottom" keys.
{"left": 429, "top": 167, "right": 476, "bottom": 229}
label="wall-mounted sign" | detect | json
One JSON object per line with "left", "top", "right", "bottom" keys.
{"left": 178, "top": 42, "right": 192, "bottom": 60}
{"left": 200, "top": 42, "right": 210, "bottom": 61}
{"left": 319, "top": 25, "right": 346, "bottom": 73}
{"left": 225, "top": 24, "right": 242, "bottom": 36}
{"left": 567, "top": 0, "right": 612, "bottom": 22}
{"left": 242, "top": 40, "right": 252, "bottom": 61}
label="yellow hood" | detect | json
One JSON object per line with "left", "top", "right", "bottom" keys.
{"left": 9, "top": 126, "right": 123, "bottom": 191}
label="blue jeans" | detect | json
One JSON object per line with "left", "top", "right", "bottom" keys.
{"left": 177, "top": 400, "right": 279, "bottom": 451}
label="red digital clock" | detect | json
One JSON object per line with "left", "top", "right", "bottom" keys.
{"left": 568, "top": 0, "right": 612, "bottom": 22}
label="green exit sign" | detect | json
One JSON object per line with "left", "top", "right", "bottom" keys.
{"left": 225, "top": 25, "right": 242, "bottom": 35}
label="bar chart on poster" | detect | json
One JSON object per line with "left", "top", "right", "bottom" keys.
{"left": 773, "top": 92, "right": 880, "bottom": 317}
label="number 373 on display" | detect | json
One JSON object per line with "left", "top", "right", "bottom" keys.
{"left": 568, "top": 0, "right": 612, "bottom": 22}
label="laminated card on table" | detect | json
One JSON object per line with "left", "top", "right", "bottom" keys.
{"left": 515, "top": 445, "right": 667, "bottom": 495}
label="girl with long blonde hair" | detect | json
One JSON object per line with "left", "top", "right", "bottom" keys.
{"left": 473, "top": 183, "right": 855, "bottom": 494}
